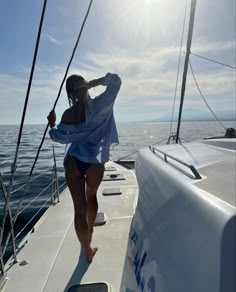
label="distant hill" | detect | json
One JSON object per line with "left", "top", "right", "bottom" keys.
{"left": 156, "top": 109, "right": 236, "bottom": 122}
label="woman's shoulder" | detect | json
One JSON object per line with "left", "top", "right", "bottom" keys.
{"left": 61, "top": 107, "right": 77, "bottom": 124}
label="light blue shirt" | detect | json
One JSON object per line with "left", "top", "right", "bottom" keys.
{"left": 49, "top": 73, "right": 121, "bottom": 164}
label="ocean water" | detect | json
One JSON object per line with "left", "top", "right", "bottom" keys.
{"left": 0, "top": 120, "right": 235, "bottom": 262}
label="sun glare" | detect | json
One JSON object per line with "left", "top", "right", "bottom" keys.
{"left": 110, "top": 0, "right": 186, "bottom": 50}
{"left": 146, "top": 0, "right": 156, "bottom": 4}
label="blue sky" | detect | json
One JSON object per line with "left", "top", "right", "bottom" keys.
{"left": 0, "top": 0, "right": 235, "bottom": 124}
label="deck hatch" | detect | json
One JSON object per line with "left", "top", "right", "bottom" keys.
{"left": 68, "top": 282, "right": 109, "bottom": 291}
{"left": 102, "top": 173, "right": 126, "bottom": 181}
{"left": 102, "top": 187, "right": 122, "bottom": 196}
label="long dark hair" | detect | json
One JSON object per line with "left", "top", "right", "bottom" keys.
{"left": 66, "top": 75, "right": 87, "bottom": 124}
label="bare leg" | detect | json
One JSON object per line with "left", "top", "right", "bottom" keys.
{"left": 85, "top": 163, "right": 105, "bottom": 242}
{"left": 65, "top": 157, "right": 97, "bottom": 262}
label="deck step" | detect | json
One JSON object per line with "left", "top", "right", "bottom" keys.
{"left": 94, "top": 212, "right": 106, "bottom": 226}
{"left": 105, "top": 166, "right": 117, "bottom": 171}
{"left": 68, "top": 282, "right": 110, "bottom": 292}
{"left": 102, "top": 187, "right": 122, "bottom": 196}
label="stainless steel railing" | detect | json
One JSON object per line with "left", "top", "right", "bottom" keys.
{"left": 0, "top": 145, "right": 66, "bottom": 277}
{"left": 149, "top": 144, "right": 202, "bottom": 180}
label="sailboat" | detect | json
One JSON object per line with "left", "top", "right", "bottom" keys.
{"left": 1, "top": 0, "right": 235, "bottom": 291}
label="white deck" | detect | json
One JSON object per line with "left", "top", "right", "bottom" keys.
{"left": 150, "top": 138, "right": 236, "bottom": 206}
{"left": 3, "top": 138, "right": 236, "bottom": 292}
{"left": 3, "top": 163, "right": 138, "bottom": 292}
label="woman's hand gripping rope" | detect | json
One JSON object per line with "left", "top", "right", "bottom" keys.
{"left": 47, "top": 110, "right": 56, "bottom": 128}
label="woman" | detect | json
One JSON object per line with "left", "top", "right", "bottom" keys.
{"left": 47, "top": 73, "right": 121, "bottom": 262}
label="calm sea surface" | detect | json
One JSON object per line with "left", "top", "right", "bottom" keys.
{"left": 0, "top": 120, "right": 235, "bottom": 261}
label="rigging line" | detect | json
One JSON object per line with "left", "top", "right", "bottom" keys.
{"left": 0, "top": 0, "right": 48, "bottom": 249}
{"left": 169, "top": 0, "right": 188, "bottom": 137}
{"left": 30, "top": 0, "right": 94, "bottom": 178}
{"left": 175, "top": 0, "right": 197, "bottom": 144}
{"left": 9, "top": 0, "right": 48, "bottom": 181}
{"left": 116, "top": 137, "right": 169, "bottom": 161}
{"left": 189, "top": 58, "right": 226, "bottom": 130}
{"left": 2, "top": 0, "right": 95, "bottom": 254}
{"left": 190, "top": 52, "right": 236, "bottom": 70}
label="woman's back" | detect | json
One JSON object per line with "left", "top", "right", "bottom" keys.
{"left": 48, "top": 73, "right": 122, "bottom": 163}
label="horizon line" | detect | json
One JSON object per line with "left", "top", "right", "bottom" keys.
{"left": 0, "top": 119, "right": 235, "bottom": 126}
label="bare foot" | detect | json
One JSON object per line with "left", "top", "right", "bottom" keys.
{"left": 86, "top": 247, "right": 98, "bottom": 262}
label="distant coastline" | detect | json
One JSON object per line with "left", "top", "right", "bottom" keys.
{"left": 146, "top": 118, "right": 236, "bottom": 123}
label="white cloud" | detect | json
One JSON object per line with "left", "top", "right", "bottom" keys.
{"left": 42, "top": 33, "right": 62, "bottom": 45}
{"left": 192, "top": 39, "right": 236, "bottom": 54}
{"left": 0, "top": 39, "right": 235, "bottom": 124}
{"left": 80, "top": 44, "right": 235, "bottom": 102}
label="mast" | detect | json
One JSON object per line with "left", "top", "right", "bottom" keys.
{"left": 175, "top": 0, "right": 197, "bottom": 143}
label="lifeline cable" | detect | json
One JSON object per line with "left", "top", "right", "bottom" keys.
{"left": 116, "top": 136, "right": 170, "bottom": 161}
{"left": 2, "top": 0, "right": 95, "bottom": 255}
{"left": 0, "top": 0, "right": 48, "bottom": 252}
